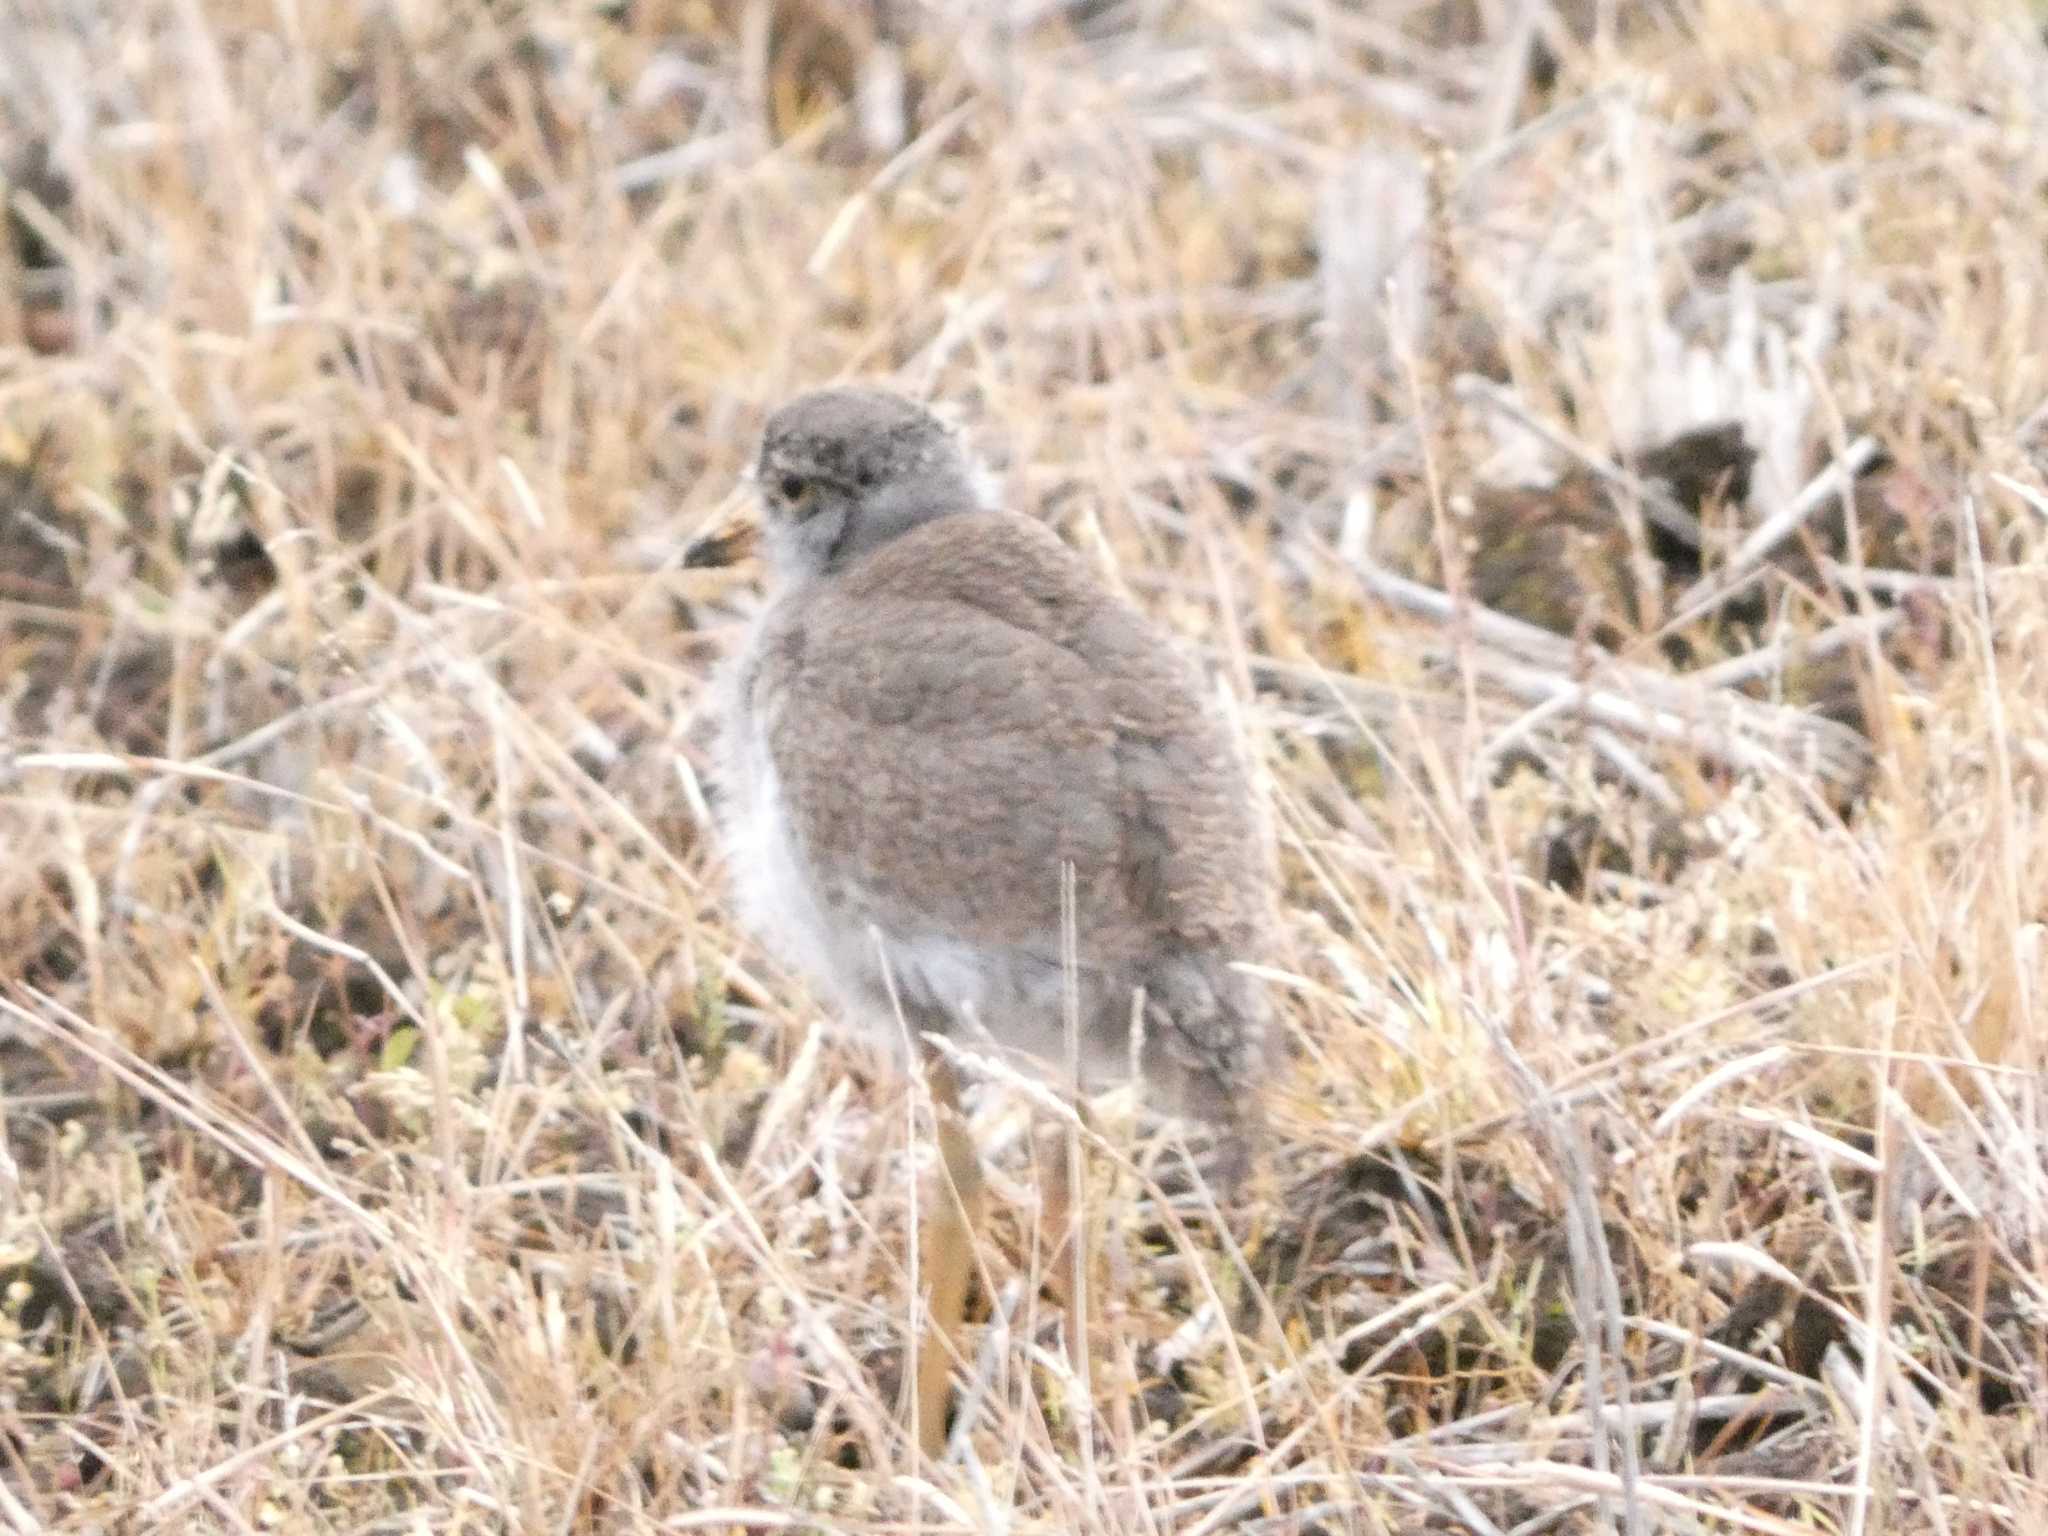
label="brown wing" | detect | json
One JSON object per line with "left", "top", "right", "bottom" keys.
{"left": 753, "top": 511, "right": 1266, "bottom": 964}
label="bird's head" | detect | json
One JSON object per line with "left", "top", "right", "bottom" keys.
{"left": 687, "top": 386, "right": 983, "bottom": 582}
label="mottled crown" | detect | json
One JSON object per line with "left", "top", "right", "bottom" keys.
{"left": 756, "top": 386, "right": 954, "bottom": 491}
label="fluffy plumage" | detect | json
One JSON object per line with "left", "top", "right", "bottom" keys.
{"left": 713, "top": 387, "right": 1275, "bottom": 1122}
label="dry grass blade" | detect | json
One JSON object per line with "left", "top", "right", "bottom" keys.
{"left": 0, "top": 0, "right": 2043, "bottom": 1531}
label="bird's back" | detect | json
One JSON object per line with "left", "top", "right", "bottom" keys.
{"left": 722, "top": 510, "right": 1275, "bottom": 1117}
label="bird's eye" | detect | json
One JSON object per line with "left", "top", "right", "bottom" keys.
{"left": 779, "top": 474, "right": 807, "bottom": 501}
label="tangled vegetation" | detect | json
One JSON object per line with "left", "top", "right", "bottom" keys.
{"left": 1, "top": 1, "right": 2043, "bottom": 1530}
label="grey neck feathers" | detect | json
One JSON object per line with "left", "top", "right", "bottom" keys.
{"left": 770, "top": 462, "right": 981, "bottom": 584}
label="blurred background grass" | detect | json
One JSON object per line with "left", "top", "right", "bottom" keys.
{"left": 1, "top": 2, "right": 2044, "bottom": 1530}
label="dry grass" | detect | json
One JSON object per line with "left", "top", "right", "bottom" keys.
{"left": 2, "top": 0, "right": 2045, "bottom": 1531}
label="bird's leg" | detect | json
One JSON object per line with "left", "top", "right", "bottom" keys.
{"left": 913, "top": 1046, "right": 985, "bottom": 1459}
{"left": 1033, "top": 1104, "right": 1092, "bottom": 1326}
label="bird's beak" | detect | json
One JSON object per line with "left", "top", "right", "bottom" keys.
{"left": 682, "top": 507, "right": 760, "bottom": 569}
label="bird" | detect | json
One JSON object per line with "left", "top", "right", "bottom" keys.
{"left": 694, "top": 384, "right": 1278, "bottom": 1456}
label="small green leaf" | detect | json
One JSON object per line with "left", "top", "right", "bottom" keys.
{"left": 380, "top": 1025, "right": 420, "bottom": 1072}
